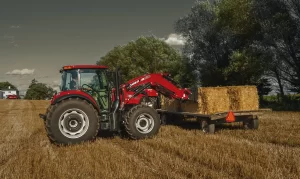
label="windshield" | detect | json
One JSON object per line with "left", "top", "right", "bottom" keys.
{"left": 79, "top": 69, "right": 108, "bottom": 90}
{"left": 60, "top": 69, "right": 108, "bottom": 91}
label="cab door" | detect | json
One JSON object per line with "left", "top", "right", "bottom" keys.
{"left": 95, "top": 70, "right": 110, "bottom": 113}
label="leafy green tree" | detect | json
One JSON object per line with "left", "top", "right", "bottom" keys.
{"left": 254, "top": 0, "right": 300, "bottom": 93}
{"left": 175, "top": 1, "right": 227, "bottom": 86}
{"left": 178, "top": 56, "right": 198, "bottom": 88}
{"left": 0, "top": 81, "right": 18, "bottom": 90}
{"left": 257, "top": 78, "right": 272, "bottom": 103}
{"left": 224, "top": 48, "right": 271, "bottom": 85}
{"left": 25, "top": 79, "right": 56, "bottom": 100}
{"left": 29, "top": 78, "right": 38, "bottom": 88}
{"left": 97, "top": 36, "right": 196, "bottom": 87}
{"left": 174, "top": 0, "right": 271, "bottom": 89}
{"left": 216, "top": 0, "right": 258, "bottom": 39}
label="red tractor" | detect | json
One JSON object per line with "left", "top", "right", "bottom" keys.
{"left": 39, "top": 65, "right": 191, "bottom": 145}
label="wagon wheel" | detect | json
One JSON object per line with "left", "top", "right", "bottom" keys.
{"left": 201, "top": 119, "right": 215, "bottom": 134}
{"left": 243, "top": 116, "right": 259, "bottom": 130}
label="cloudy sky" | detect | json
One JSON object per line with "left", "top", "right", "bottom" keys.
{"left": 0, "top": 0, "right": 195, "bottom": 94}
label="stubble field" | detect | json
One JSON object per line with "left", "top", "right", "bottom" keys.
{"left": 0, "top": 100, "right": 299, "bottom": 179}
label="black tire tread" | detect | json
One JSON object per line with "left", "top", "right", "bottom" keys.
{"left": 243, "top": 117, "right": 259, "bottom": 130}
{"left": 208, "top": 123, "right": 215, "bottom": 134}
{"left": 201, "top": 119, "right": 215, "bottom": 134}
{"left": 45, "top": 98, "right": 100, "bottom": 145}
{"left": 124, "top": 104, "right": 159, "bottom": 140}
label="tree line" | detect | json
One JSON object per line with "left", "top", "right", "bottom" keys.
{"left": 0, "top": 79, "right": 56, "bottom": 100}
{"left": 100, "top": 0, "right": 299, "bottom": 94}
{"left": 98, "top": 0, "right": 300, "bottom": 110}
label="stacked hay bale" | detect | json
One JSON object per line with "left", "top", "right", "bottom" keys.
{"left": 160, "top": 85, "right": 259, "bottom": 114}
{"left": 180, "top": 87, "right": 230, "bottom": 114}
{"left": 227, "top": 86, "right": 259, "bottom": 111}
{"left": 160, "top": 95, "right": 180, "bottom": 112}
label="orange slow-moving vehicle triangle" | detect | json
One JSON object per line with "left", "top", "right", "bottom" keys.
{"left": 226, "top": 111, "right": 235, "bottom": 122}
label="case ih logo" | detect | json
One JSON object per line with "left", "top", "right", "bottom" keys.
{"left": 129, "top": 80, "right": 140, "bottom": 87}
{"left": 129, "top": 75, "right": 150, "bottom": 88}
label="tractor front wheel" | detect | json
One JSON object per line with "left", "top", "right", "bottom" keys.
{"left": 124, "top": 104, "right": 160, "bottom": 139}
{"left": 45, "top": 98, "right": 100, "bottom": 145}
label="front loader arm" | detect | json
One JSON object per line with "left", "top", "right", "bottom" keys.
{"left": 123, "top": 73, "right": 191, "bottom": 101}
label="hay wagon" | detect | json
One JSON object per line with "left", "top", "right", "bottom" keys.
{"left": 157, "top": 108, "right": 269, "bottom": 133}
{"left": 158, "top": 85, "right": 270, "bottom": 133}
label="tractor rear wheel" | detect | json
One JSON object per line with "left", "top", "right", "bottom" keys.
{"left": 45, "top": 98, "right": 100, "bottom": 145}
{"left": 124, "top": 104, "right": 160, "bottom": 139}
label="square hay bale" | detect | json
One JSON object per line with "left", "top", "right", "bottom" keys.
{"left": 181, "top": 87, "right": 230, "bottom": 114}
{"left": 160, "top": 95, "right": 180, "bottom": 112}
{"left": 160, "top": 85, "right": 259, "bottom": 114}
{"left": 227, "top": 86, "right": 259, "bottom": 111}
{"left": 180, "top": 100, "right": 200, "bottom": 113}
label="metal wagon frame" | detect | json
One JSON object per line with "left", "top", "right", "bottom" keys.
{"left": 157, "top": 108, "right": 271, "bottom": 133}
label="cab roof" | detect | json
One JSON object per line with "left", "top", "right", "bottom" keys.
{"left": 63, "top": 65, "right": 109, "bottom": 70}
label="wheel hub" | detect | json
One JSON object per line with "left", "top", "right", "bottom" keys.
{"left": 201, "top": 120, "right": 208, "bottom": 133}
{"left": 64, "top": 114, "right": 82, "bottom": 132}
{"left": 58, "top": 109, "right": 89, "bottom": 139}
{"left": 135, "top": 113, "right": 154, "bottom": 134}
{"left": 69, "top": 120, "right": 78, "bottom": 128}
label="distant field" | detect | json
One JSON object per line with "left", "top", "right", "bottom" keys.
{"left": 0, "top": 100, "right": 299, "bottom": 179}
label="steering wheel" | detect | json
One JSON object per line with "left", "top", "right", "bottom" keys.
{"left": 81, "top": 84, "right": 108, "bottom": 93}
{"left": 81, "top": 84, "right": 97, "bottom": 93}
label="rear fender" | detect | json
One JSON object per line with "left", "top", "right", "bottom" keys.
{"left": 51, "top": 90, "right": 100, "bottom": 113}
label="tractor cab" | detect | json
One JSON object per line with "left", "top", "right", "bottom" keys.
{"left": 59, "top": 65, "right": 114, "bottom": 113}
